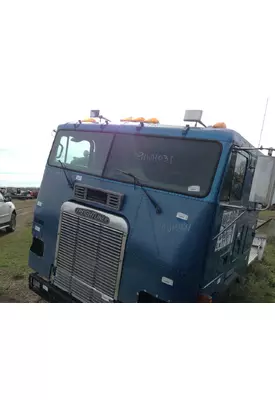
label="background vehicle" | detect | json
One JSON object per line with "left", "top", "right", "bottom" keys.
{"left": 13, "top": 189, "right": 35, "bottom": 200}
{"left": 23, "top": 190, "right": 33, "bottom": 199}
{"left": 0, "top": 187, "right": 7, "bottom": 195}
{"left": 32, "top": 190, "right": 39, "bottom": 199}
{"left": 28, "top": 110, "right": 275, "bottom": 303}
{"left": 0, "top": 193, "right": 17, "bottom": 233}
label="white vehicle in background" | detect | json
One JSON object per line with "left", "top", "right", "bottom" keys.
{"left": 0, "top": 192, "right": 16, "bottom": 233}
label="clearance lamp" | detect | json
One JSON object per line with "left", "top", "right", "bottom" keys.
{"left": 81, "top": 118, "right": 97, "bottom": 123}
{"left": 213, "top": 122, "right": 227, "bottom": 128}
{"left": 120, "top": 117, "right": 160, "bottom": 124}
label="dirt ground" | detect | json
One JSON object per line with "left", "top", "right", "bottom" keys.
{"left": 0, "top": 199, "right": 43, "bottom": 303}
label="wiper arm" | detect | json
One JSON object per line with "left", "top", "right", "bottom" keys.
{"left": 117, "top": 169, "right": 162, "bottom": 214}
{"left": 58, "top": 160, "right": 74, "bottom": 189}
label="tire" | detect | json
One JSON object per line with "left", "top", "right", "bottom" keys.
{"left": 6, "top": 212, "right": 16, "bottom": 233}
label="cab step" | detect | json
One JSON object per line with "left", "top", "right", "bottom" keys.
{"left": 248, "top": 234, "right": 267, "bottom": 265}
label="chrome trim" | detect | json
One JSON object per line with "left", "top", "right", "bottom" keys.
{"left": 115, "top": 231, "right": 127, "bottom": 300}
{"left": 0, "top": 224, "right": 9, "bottom": 230}
{"left": 219, "top": 202, "right": 247, "bottom": 210}
{"left": 61, "top": 201, "right": 128, "bottom": 233}
{"left": 52, "top": 215, "right": 63, "bottom": 283}
{"left": 212, "top": 211, "right": 246, "bottom": 241}
{"left": 201, "top": 273, "right": 224, "bottom": 290}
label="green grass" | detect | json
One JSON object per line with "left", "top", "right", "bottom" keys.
{"left": 0, "top": 222, "right": 39, "bottom": 302}
{"left": 259, "top": 210, "right": 275, "bottom": 221}
{"left": 225, "top": 209, "right": 275, "bottom": 302}
{"left": 227, "top": 238, "right": 275, "bottom": 302}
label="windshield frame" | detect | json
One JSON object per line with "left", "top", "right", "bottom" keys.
{"left": 48, "top": 129, "right": 222, "bottom": 198}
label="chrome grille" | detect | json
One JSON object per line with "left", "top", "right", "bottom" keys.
{"left": 53, "top": 202, "right": 128, "bottom": 302}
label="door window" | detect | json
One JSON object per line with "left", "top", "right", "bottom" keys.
{"left": 220, "top": 151, "right": 248, "bottom": 202}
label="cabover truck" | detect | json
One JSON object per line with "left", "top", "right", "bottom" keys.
{"left": 28, "top": 110, "right": 275, "bottom": 302}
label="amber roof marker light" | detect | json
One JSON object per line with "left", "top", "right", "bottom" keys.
{"left": 120, "top": 116, "right": 160, "bottom": 124}
{"left": 213, "top": 122, "right": 227, "bottom": 128}
{"left": 81, "top": 117, "right": 97, "bottom": 123}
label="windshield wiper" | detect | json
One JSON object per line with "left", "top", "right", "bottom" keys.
{"left": 58, "top": 160, "right": 74, "bottom": 189}
{"left": 117, "top": 169, "right": 162, "bottom": 214}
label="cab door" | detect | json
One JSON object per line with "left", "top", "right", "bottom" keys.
{"left": 218, "top": 149, "right": 251, "bottom": 274}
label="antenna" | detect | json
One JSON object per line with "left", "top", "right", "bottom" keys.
{"left": 258, "top": 97, "right": 269, "bottom": 148}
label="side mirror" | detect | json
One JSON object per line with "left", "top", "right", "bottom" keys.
{"left": 249, "top": 155, "right": 275, "bottom": 209}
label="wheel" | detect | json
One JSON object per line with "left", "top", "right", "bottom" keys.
{"left": 6, "top": 212, "right": 16, "bottom": 233}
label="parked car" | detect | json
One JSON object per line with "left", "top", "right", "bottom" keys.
{"left": 32, "top": 190, "right": 39, "bottom": 199}
{"left": 23, "top": 191, "right": 33, "bottom": 199}
{"left": 0, "top": 187, "right": 7, "bottom": 195}
{"left": 0, "top": 193, "right": 16, "bottom": 233}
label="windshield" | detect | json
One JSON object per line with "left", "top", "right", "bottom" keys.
{"left": 49, "top": 130, "right": 221, "bottom": 197}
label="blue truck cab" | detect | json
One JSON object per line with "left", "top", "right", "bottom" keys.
{"left": 28, "top": 111, "right": 271, "bottom": 302}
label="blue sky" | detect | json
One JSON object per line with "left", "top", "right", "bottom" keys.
{"left": 0, "top": 0, "right": 274, "bottom": 186}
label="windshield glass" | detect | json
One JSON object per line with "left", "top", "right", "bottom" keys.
{"left": 49, "top": 130, "right": 221, "bottom": 197}
{"left": 49, "top": 130, "right": 114, "bottom": 176}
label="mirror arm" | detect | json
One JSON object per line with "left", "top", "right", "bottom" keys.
{"left": 255, "top": 204, "right": 270, "bottom": 212}
{"left": 219, "top": 203, "right": 246, "bottom": 210}
{"left": 232, "top": 145, "right": 253, "bottom": 167}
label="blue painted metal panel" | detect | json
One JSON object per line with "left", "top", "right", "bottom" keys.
{"left": 29, "top": 122, "right": 259, "bottom": 302}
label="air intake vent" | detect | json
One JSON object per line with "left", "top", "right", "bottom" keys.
{"left": 74, "top": 185, "right": 86, "bottom": 200}
{"left": 74, "top": 184, "right": 124, "bottom": 211}
{"left": 107, "top": 194, "right": 120, "bottom": 209}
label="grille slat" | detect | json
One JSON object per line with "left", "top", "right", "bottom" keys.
{"left": 74, "top": 186, "right": 86, "bottom": 200}
{"left": 53, "top": 205, "right": 127, "bottom": 302}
